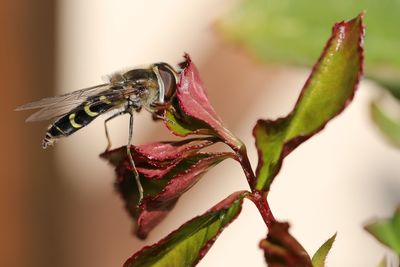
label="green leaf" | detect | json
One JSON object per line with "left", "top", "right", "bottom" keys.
{"left": 123, "top": 191, "right": 248, "bottom": 267}
{"left": 311, "top": 233, "right": 336, "bottom": 267}
{"left": 364, "top": 206, "right": 400, "bottom": 255}
{"left": 259, "top": 221, "right": 313, "bottom": 267}
{"left": 218, "top": 0, "right": 400, "bottom": 92}
{"left": 165, "top": 99, "right": 215, "bottom": 138}
{"left": 370, "top": 101, "right": 400, "bottom": 147}
{"left": 253, "top": 14, "right": 364, "bottom": 191}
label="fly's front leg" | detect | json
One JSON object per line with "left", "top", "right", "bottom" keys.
{"left": 126, "top": 109, "right": 144, "bottom": 202}
{"left": 149, "top": 102, "right": 175, "bottom": 124}
{"left": 150, "top": 101, "right": 171, "bottom": 111}
{"left": 151, "top": 113, "right": 175, "bottom": 125}
{"left": 104, "top": 110, "right": 126, "bottom": 151}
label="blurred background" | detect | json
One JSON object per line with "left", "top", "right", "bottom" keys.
{"left": 1, "top": 0, "right": 399, "bottom": 266}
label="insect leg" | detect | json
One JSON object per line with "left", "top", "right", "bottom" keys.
{"left": 151, "top": 113, "right": 175, "bottom": 125}
{"left": 104, "top": 110, "right": 126, "bottom": 151}
{"left": 146, "top": 104, "right": 175, "bottom": 125}
{"left": 126, "top": 109, "right": 144, "bottom": 202}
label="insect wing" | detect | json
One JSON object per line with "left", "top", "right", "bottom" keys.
{"left": 16, "top": 83, "right": 111, "bottom": 111}
{"left": 16, "top": 83, "right": 114, "bottom": 122}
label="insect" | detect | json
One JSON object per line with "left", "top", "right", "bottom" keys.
{"left": 16, "top": 62, "right": 180, "bottom": 201}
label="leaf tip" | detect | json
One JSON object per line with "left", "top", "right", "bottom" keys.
{"left": 179, "top": 53, "right": 191, "bottom": 69}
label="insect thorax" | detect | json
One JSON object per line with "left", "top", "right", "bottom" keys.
{"left": 113, "top": 63, "right": 178, "bottom": 112}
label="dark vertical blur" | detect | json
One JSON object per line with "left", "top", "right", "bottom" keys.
{"left": 0, "top": 1, "right": 61, "bottom": 267}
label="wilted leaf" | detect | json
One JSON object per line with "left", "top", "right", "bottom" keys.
{"left": 311, "top": 233, "right": 336, "bottom": 267}
{"left": 253, "top": 14, "right": 364, "bottom": 191}
{"left": 123, "top": 191, "right": 248, "bottom": 267}
{"left": 218, "top": 0, "right": 400, "bottom": 93}
{"left": 364, "top": 206, "right": 400, "bottom": 254}
{"left": 101, "top": 139, "right": 234, "bottom": 238}
{"left": 165, "top": 55, "right": 242, "bottom": 150}
{"left": 370, "top": 101, "right": 400, "bottom": 147}
{"left": 259, "top": 221, "right": 312, "bottom": 267}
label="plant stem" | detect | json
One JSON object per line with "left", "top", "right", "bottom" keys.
{"left": 250, "top": 190, "right": 275, "bottom": 227}
{"left": 235, "top": 145, "right": 275, "bottom": 227}
{"left": 237, "top": 149, "right": 256, "bottom": 186}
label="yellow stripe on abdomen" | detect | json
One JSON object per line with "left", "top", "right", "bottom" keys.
{"left": 99, "top": 95, "right": 112, "bottom": 104}
{"left": 69, "top": 113, "right": 82, "bottom": 128}
{"left": 84, "top": 103, "right": 99, "bottom": 117}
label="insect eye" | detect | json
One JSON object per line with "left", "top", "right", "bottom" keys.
{"left": 156, "top": 63, "right": 177, "bottom": 101}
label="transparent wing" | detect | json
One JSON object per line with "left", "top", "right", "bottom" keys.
{"left": 16, "top": 83, "right": 111, "bottom": 111}
{"left": 16, "top": 83, "right": 132, "bottom": 122}
{"left": 25, "top": 103, "right": 83, "bottom": 122}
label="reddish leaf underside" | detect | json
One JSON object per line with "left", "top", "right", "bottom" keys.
{"left": 124, "top": 191, "right": 249, "bottom": 267}
{"left": 253, "top": 13, "right": 365, "bottom": 191}
{"left": 136, "top": 152, "right": 234, "bottom": 238}
{"left": 165, "top": 55, "right": 243, "bottom": 150}
{"left": 259, "top": 222, "right": 313, "bottom": 267}
{"left": 101, "top": 140, "right": 234, "bottom": 238}
{"left": 104, "top": 137, "right": 217, "bottom": 169}
{"left": 135, "top": 137, "right": 218, "bottom": 162}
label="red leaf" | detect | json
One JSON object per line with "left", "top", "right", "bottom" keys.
{"left": 136, "top": 152, "right": 234, "bottom": 238}
{"left": 103, "top": 137, "right": 216, "bottom": 169}
{"left": 135, "top": 137, "right": 218, "bottom": 163}
{"left": 147, "top": 152, "right": 232, "bottom": 202}
{"left": 259, "top": 222, "right": 313, "bottom": 267}
{"left": 101, "top": 139, "right": 234, "bottom": 239}
{"left": 165, "top": 55, "right": 242, "bottom": 150}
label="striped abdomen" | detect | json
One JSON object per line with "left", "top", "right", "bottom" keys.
{"left": 42, "top": 96, "right": 115, "bottom": 148}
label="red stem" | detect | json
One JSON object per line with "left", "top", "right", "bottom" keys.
{"left": 237, "top": 149, "right": 256, "bottom": 186}
{"left": 235, "top": 144, "right": 275, "bottom": 227}
{"left": 250, "top": 190, "right": 275, "bottom": 227}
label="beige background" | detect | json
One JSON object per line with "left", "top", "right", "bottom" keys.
{"left": 2, "top": 0, "right": 399, "bottom": 266}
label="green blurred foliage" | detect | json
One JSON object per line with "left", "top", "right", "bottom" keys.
{"left": 219, "top": 0, "right": 400, "bottom": 148}
{"left": 371, "top": 101, "right": 400, "bottom": 147}
{"left": 365, "top": 207, "right": 400, "bottom": 255}
{"left": 219, "top": 0, "right": 400, "bottom": 84}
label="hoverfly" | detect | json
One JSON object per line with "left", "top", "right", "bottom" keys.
{"left": 16, "top": 62, "right": 180, "bottom": 201}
